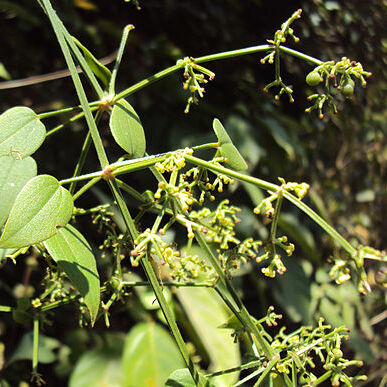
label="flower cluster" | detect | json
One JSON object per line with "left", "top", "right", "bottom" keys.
{"left": 130, "top": 228, "right": 209, "bottom": 281}
{"left": 269, "top": 318, "right": 366, "bottom": 384}
{"left": 257, "top": 236, "right": 295, "bottom": 278}
{"left": 254, "top": 179, "right": 309, "bottom": 219}
{"left": 155, "top": 147, "right": 193, "bottom": 173}
{"left": 260, "top": 9, "right": 302, "bottom": 102}
{"left": 261, "top": 9, "right": 302, "bottom": 64}
{"left": 279, "top": 178, "right": 310, "bottom": 200}
{"left": 330, "top": 245, "right": 386, "bottom": 294}
{"left": 305, "top": 57, "right": 372, "bottom": 118}
{"left": 176, "top": 57, "right": 215, "bottom": 113}
{"left": 154, "top": 181, "right": 195, "bottom": 212}
{"left": 182, "top": 166, "right": 235, "bottom": 203}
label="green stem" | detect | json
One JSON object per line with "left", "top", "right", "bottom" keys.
{"left": 109, "top": 25, "right": 134, "bottom": 95}
{"left": 121, "top": 281, "right": 214, "bottom": 288}
{"left": 38, "top": 2, "right": 104, "bottom": 98}
{"left": 32, "top": 317, "right": 39, "bottom": 374}
{"left": 41, "top": 0, "right": 109, "bottom": 167}
{"left": 60, "top": 154, "right": 167, "bottom": 185}
{"left": 206, "top": 359, "right": 264, "bottom": 378}
{"left": 69, "top": 130, "right": 92, "bottom": 194}
{"left": 114, "top": 44, "right": 322, "bottom": 102}
{"left": 72, "top": 177, "right": 101, "bottom": 201}
{"left": 40, "top": 294, "right": 80, "bottom": 311}
{"left": 312, "top": 370, "right": 333, "bottom": 386}
{"left": 39, "top": 105, "right": 84, "bottom": 119}
{"left": 0, "top": 306, "right": 12, "bottom": 312}
{"left": 116, "top": 179, "right": 146, "bottom": 203}
{"left": 278, "top": 46, "right": 322, "bottom": 65}
{"left": 192, "top": 142, "right": 219, "bottom": 151}
{"left": 114, "top": 65, "right": 180, "bottom": 102}
{"left": 270, "top": 190, "right": 283, "bottom": 242}
{"left": 253, "top": 355, "right": 280, "bottom": 387}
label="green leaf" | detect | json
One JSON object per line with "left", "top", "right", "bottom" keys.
{"left": 44, "top": 224, "right": 100, "bottom": 325}
{"left": 212, "top": 118, "right": 248, "bottom": 171}
{"left": 176, "top": 287, "right": 240, "bottom": 387}
{"left": 122, "top": 322, "right": 185, "bottom": 387}
{"left": 0, "top": 155, "right": 37, "bottom": 228}
{"left": 271, "top": 259, "right": 313, "bottom": 324}
{"left": 0, "top": 175, "right": 73, "bottom": 248}
{"left": 110, "top": 99, "right": 146, "bottom": 158}
{"left": 165, "top": 368, "right": 196, "bottom": 387}
{"left": 219, "top": 143, "right": 248, "bottom": 171}
{"left": 213, "top": 118, "right": 232, "bottom": 145}
{"left": 70, "top": 348, "right": 124, "bottom": 387}
{"left": 225, "top": 115, "right": 264, "bottom": 167}
{"left": 9, "top": 331, "right": 60, "bottom": 364}
{"left": 0, "top": 107, "right": 46, "bottom": 158}
{"left": 72, "top": 36, "right": 111, "bottom": 87}
{"left": 136, "top": 286, "right": 172, "bottom": 311}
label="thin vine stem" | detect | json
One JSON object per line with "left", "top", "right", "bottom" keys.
{"left": 41, "top": 0, "right": 109, "bottom": 167}
{"left": 114, "top": 44, "right": 322, "bottom": 102}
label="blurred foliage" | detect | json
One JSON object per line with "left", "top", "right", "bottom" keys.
{"left": 0, "top": 0, "right": 385, "bottom": 385}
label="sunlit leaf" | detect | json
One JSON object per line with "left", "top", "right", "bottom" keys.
{"left": 110, "top": 99, "right": 146, "bottom": 158}
{"left": 212, "top": 118, "right": 247, "bottom": 171}
{"left": 122, "top": 322, "right": 185, "bottom": 387}
{"left": 176, "top": 287, "right": 240, "bottom": 387}
{"left": 72, "top": 36, "right": 110, "bottom": 86}
{"left": 219, "top": 143, "right": 248, "bottom": 171}
{"left": 0, "top": 107, "right": 46, "bottom": 158}
{"left": 0, "top": 155, "right": 37, "bottom": 228}
{"left": 44, "top": 224, "right": 100, "bottom": 325}
{"left": 212, "top": 118, "right": 232, "bottom": 145}
{"left": 0, "top": 175, "right": 73, "bottom": 248}
{"left": 225, "top": 115, "right": 264, "bottom": 167}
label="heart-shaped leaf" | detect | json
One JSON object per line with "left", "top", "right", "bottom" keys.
{"left": 0, "top": 155, "right": 37, "bottom": 228}
{"left": 0, "top": 175, "right": 73, "bottom": 248}
{"left": 0, "top": 107, "right": 46, "bottom": 158}
{"left": 110, "top": 99, "right": 146, "bottom": 158}
{"left": 44, "top": 224, "right": 100, "bottom": 325}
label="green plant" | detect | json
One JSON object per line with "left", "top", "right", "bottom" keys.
{"left": 0, "top": 3, "right": 385, "bottom": 386}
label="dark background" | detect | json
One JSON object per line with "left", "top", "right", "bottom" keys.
{"left": 0, "top": 0, "right": 385, "bottom": 385}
